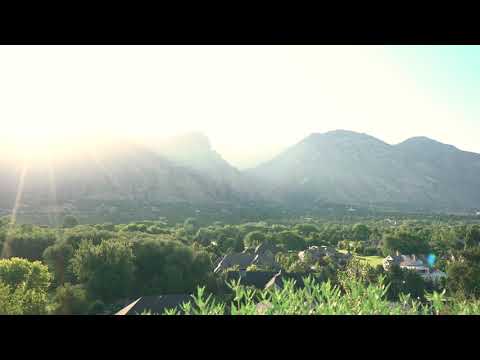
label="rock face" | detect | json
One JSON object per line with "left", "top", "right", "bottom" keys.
{"left": 248, "top": 130, "right": 480, "bottom": 212}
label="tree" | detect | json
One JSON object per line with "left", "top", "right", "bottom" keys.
{"left": 63, "top": 215, "right": 79, "bottom": 228}
{"left": 184, "top": 218, "right": 199, "bottom": 234}
{"left": 294, "top": 224, "right": 319, "bottom": 237}
{"left": 0, "top": 282, "right": 22, "bottom": 314}
{"left": 3, "top": 226, "right": 57, "bottom": 261}
{"left": 352, "top": 223, "right": 370, "bottom": 242}
{"left": 71, "top": 239, "right": 135, "bottom": 303}
{"left": 278, "top": 231, "right": 306, "bottom": 251}
{"left": 446, "top": 247, "right": 480, "bottom": 298}
{"left": 43, "top": 240, "right": 74, "bottom": 286}
{"left": 465, "top": 225, "right": 480, "bottom": 249}
{"left": 384, "top": 265, "right": 430, "bottom": 302}
{"left": 131, "top": 238, "right": 214, "bottom": 296}
{"left": 243, "top": 231, "right": 266, "bottom": 249}
{"left": 52, "top": 283, "right": 90, "bottom": 315}
{"left": 194, "top": 228, "right": 216, "bottom": 245}
{"left": 0, "top": 257, "right": 52, "bottom": 314}
{"left": 381, "top": 230, "right": 430, "bottom": 256}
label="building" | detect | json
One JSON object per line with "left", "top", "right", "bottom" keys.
{"left": 383, "top": 252, "right": 446, "bottom": 283}
{"left": 214, "top": 242, "right": 279, "bottom": 273}
{"left": 298, "top": 246, "right": 351, "bottom": 265}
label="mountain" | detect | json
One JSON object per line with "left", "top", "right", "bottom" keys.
{"left": 147, "top": 132, "right": 261, "bottom": 200}
{"left": 248, "top": 130, "right": 480, "bottom": 212}
{"left": 2, "top": 129, "right": 479, "bottom": 219}
{"left": 0, "top": 139, "right": 248, "bottom": 212}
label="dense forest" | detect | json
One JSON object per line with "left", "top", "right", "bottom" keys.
{"left": 1, "top": 212, "right": 480, "bottom": 315}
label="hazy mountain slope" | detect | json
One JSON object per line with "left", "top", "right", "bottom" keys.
{"left": 248, "top": 130, "right": 480, "bottom": 211}
{"left": 394, "top": 137, "right": 480, "bottom": 209}
{"left": 0, "top": 141, "right": 246, "bottom": 210}
{"left": 147, "top": 132, "right": 262, "bottom": 200}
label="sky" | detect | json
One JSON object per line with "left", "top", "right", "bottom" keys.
{"left": 0, "top": 45, "right": 479, "bottom": 169}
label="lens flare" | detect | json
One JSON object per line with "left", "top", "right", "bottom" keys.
{"left": 427, "top": 254, "right": 436, "bottom": 267}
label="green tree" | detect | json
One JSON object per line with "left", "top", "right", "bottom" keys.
{"left": 352, "top": 223, "right": 370, "bottom": 242}
{"left": 52, "top": 283, "right": 90, "bottom": 315}
{"left": 71, "top": 239, "right": 135, "bottom": 303}
{"left": 0, "top": 257, "right": 52, "bottom": 314}
{"left": 278, "top": 231, "right": 306, "bottom": 251}
{"left": 131, "top": 238, "right": 213, "bottom": 296}
{"left": 446, "top": 247, "right": 480, "bottom": 298}
{"left": 3, "top": 226, "right": 57, "bottom": 261}
{"left": 465, "top": 225, "right": 480, "bottom": 249}
{"left": 63, "top": 215, "right": 79, "bottom": 228}
{"left": 382, "top": 230, "right": 430, "bottom": 256}
{"left": 184, "top": 218, "right": 199, "bottom": 234}
{"left": 243, "top": 231, "right": 266, "bottom": 249}
{"left": 43, "top": 240, "right": 75, "bottom": 286}
{"left": 294, "top": 224, "right": 319, "bottom": 237}
{"left": 0, "top": 282, "right": 22, "bottom": 314}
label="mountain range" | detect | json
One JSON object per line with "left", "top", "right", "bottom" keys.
{"left": 248, "top": 130, "right": 480, "bottom": 212}
{"left": 1, "top": 130, "right": 479, "bottom": 216}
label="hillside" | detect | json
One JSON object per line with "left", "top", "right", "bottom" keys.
{"left": 248, "top": 130, "right": 480, "bottom": 212}
{"left": 0, "top": 140, "right": 246, "bottom": 212}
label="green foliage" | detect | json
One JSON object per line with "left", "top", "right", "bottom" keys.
{"left": 184, "top": 218, "right": 199, "bottom": 234}
{"left": 63, "top": 215, "right": 79, "bottom": 228}
{"left": 0, "top": 282, "right": 22, "bottom": 314}
{"left": 0, "top": 257, "right": 52, "bottom": 314}
{"left": 43, "top": 240, "right": 75, "bottom": 285}
{"left": 0, "top": 257, "right": 52, "bottom": 291}
{"left": 382, "top": 230, "right": 430, "bottom": 256}
{"left": 465, "top": 225, "right": 480, "bottom": 248}
{"left": 277, "top": 231, "right": 306, "bottom": 251}
{"left": 352, "top": 223, "right": 370, "bottom": 241}
{"left": 2, "top": 226, "right": 57, "bottom": 260}
{"left": 131, "top": 237, "right": 214, "bottom": 296}
{"left": 243, "top": 231, "right": 266, "bottom": 249}
{"left": 294, "top": 223, "right": 319, "bottom": 237}
{"left": 446, "top": 247, "right": 480, "bottom": 298}
{"left": 71, "top": 239, "right": 135, "bottom": 303}
{"left": 52, "top": 283, "right": 90, "bottom": 315}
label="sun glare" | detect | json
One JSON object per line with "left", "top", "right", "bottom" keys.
{"left": 5, "top": 126, "right": 85, "bottom": 165}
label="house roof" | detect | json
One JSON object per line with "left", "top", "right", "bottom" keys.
{"left": 225, "top": 271, "right": 278, "bottom": 289}
{"left": 264, "top": 271, "right": 312, "bottom": 290}
{"left": 115, "top": 294, "right": 192, "bottom": 315}
{"left": 214, "top": 253, "right": 254, "bottom": 273}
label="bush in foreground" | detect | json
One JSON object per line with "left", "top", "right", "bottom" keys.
{"left": 154, "top": 276, "right": 480, "bottom": 315}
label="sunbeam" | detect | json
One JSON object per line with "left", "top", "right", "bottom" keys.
{"left": 46, "top": 154, "right": 58, "bottom": 227}
{"left": 1, "top": 160, "right": 28, "bottom": 258}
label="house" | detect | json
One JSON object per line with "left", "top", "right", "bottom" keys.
{"left": 264, "top": 270, "right": 314, "bottom": 291}
{"left": 383, "top": 252, "right": 446, "bottom": 283}
{"left": 298, "top": 246, "right": 351, "bottom": 265}
{"left": 214, "top": 252, "right": 255, "bottom": 273}
{"left": 383, "top": 253, "right": 425, "bottom": 271}
{"left": 115, "top": 294, "right": 192, "bottom": 315}
{"left": 214, "top": 242, "right": 279, "bottom": 273}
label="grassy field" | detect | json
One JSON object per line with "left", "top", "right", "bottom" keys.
{"left": 337, "top": 249, "right": 384, "bottom": 267}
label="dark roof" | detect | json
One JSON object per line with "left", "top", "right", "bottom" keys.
{"left": 225, "top": 271, "right": 278, "bottom": 289}
{"left": 115, "top": 294, "right": 192, "bottom": 315}
{"left": 214, "top": 253, "right": 254, "bottom": 273}
{"left": 265, "top": 272, "right": 314, "bottom": 290}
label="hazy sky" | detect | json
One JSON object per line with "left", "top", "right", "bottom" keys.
{"left": 0, "top": 45, "right": 479, "bottom": 168}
